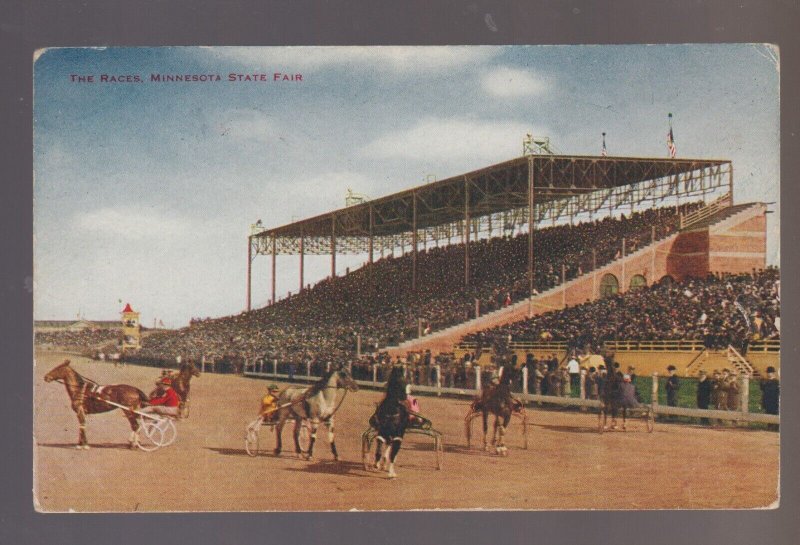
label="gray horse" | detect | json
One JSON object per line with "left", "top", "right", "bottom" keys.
{"left": 273, "top": 365, "right": 359, "bottom": 460}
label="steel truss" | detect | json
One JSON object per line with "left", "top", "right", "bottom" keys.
{"left": 246, "top": 155, "right": 732, "bottom": 309}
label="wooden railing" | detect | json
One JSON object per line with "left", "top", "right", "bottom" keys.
{"left": 679, "top": 192, "right": 732, "bottom": 229}
{"left": 455, "top": 338, "right": 779, "bottom": 354}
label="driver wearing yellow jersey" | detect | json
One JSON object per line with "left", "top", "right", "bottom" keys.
{"left": 259, "top": 384, "right": 281, "bottom": 423}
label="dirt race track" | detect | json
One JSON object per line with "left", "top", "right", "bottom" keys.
{"left": 34, "top": 352, "right": 779, "bottom": 511}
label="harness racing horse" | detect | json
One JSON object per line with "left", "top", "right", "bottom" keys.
{"left": 465, "top": 365, "right": 524, "bottom": 455}
{"left": 171, "top": 361, "right": 201, "bottom": 418}
{"left": 273, "top": 364, "right": 359, "bottom": 460}
{"left": 369, "top": 367, "right": 409, "bottom": 478}
{"left": 598, "top": 363, "right": 624, "bottom": 431}
{"left": 43, "top": 359, "right": 149, "bottom": 449}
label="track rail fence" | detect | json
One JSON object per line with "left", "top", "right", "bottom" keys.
{"left": 243, "top": 361, "right": 778, "bottom": 426}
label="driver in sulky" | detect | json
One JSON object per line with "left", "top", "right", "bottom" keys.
{"left": 141, "top": 377, "right": 181, "bottom": 418}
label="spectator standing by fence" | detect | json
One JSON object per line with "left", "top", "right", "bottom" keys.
{"left": 696, "top": 370, "right": 712, "bottom": 425}
{"left": 666, "top": 365, "right": 680, "bottom": 416}
{"left": 760, "top": 366, "right": 779, "bottom": 431}
{"left": 567, "top": 355, "right": 580, "bottom": 391}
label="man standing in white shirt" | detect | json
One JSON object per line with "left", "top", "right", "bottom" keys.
{"left": 567, "top": 354, "right": 580, "bottom": 392}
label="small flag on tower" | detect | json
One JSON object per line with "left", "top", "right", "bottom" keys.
{"left": 601, "top": 132, "right": 607, "bottom": 157}
{"left": 667, "top": 113, "right": 676, "bottom": 158}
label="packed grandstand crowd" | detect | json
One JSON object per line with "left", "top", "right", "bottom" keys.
{"left": 34, "top": 328, "right": 122, "bottom": 350}
{"left": 127, "top": 204, "right": 698, "bottom": 365}
{"left": 463, "top": 268, "right": 780, "bottom": 354}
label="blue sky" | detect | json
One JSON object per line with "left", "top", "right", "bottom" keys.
{"left": 33, "top": 45, "right": 780, "bottom": 327}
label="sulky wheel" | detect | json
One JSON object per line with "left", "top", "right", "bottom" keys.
{"left": 137, "top": 417, "right": 166, "bottom": 451}
{"left": 297, "top": 421, "right": 312, "bottom": 454}
{"left": 361, "top": 428, "right": 374, "bottom": 471}
{"left": 644, "top": 409, "right": 655, "bottom": 433}
{"left": 245, "top": 419, "right": 262, "bottom": 457}
{"left": 160, "top": 418, "right": 178, "bottom": 446}
{"left": 434, "top": 432, "right": 444, "bottom": 470}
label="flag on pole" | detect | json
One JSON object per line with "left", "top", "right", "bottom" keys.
{"left": 601, "top": 132, "right": 607, "bottom": 157}
{"left": 667, "top": 113, "right": 676, "bottom": 158}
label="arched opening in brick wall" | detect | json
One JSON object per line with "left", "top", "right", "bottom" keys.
{"left": 600, "top": 273, "right": 619, "bottom": 297}
{"left": 659, "top": 274, "right": 676, "bottom": 287}
{"left": 629, "top": 274, "right": 647, "bottom": 291}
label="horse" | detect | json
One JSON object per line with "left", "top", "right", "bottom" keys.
{"left": 598, "top": 362, "right": 625, "bottom": 431}
{"left": 465, "top": 364, "right": 521, "bottom": 455}
{"left": 273, "top": 364, "right": 359, "bottom": 460}
{"left": 370, "top": 366, "right": 410, "bottom": 478}
{"left": 171, "top": 361, "right": 201, "bottom": 418}
{"left": 43, "top": 359, "right": 149, "bottom": 449}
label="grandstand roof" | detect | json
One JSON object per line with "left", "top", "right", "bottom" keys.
{"left": 253, "top": 155, "right": 730, "bottom": 255}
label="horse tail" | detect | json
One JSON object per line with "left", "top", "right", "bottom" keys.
{"left": 136, "top": 388, "right": 149, "bottom": 406}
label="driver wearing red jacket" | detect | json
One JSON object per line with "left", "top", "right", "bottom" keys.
{"left": 141, "top": 377, "right": 181, "bottom": 418}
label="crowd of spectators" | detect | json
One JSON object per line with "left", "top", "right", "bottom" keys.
{"left": 134, "top": 203, "right": 703, "bottom": 367}
{"left": 34, "top": 328, "right": 122, "bottom": 351}
{"left": 464, "top": 268, "right": 780, "bottom": 355}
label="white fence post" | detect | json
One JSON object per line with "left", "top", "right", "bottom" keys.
{"left": 372, "top": 364, "right": 377, "bottom": 384}
{"left": 259, "top": 359, "right": 264, "bottom": 373}
{"left": 651, "top": 372, "right": 659, "bottom": 410}
{"left": 435, "top": 364, "right": 442, "bottom": 396}
{"left": 522, "top": 366, "right": 529, "bottom": 396}
{"left": 306, "top": 360, "right": 311, "bottom": 377}
{"left": 326, "top": 361, "right": 331, "bottom": 372}
{"left": 579, "top": 370, "right": 587, "bottom": 412}
{"left": 740, "top": 375, "right": 750, "bottom": 427}
{"left": 201, "top": 355, "right": 206, "bottom": 373}
{"left": 475, "top": 366, "right": 482, "bottom": 391}
{"left": 273, "top": 359, "right": 278, "bottom": 377}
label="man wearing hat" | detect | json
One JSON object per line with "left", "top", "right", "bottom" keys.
{"left": 259, "top": 384, "right": 282, "bottom": 423}
{"left": 141, "top": 377, "right": 181, "bottom": 418}
{"left": 760, "top": 366, "right": 779, "bottom": 430}
{"left": 696, "top": 369, "right": 712, "bottom": 425}
{"left": 665, "top": 365, "right": 680, "bottom": 408}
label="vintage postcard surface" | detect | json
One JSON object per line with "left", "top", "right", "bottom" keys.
{"left": 33, "top": 45, "right": 780, "bottom": 511}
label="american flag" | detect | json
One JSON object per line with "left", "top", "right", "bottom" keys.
{"left": 667, "top": 126, "right": 676, "bottom": 158}
{"left": 601, "top": 133, "right": 607, "bottom": 157}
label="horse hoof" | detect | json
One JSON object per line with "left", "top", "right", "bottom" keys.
{"left": 388, "top": 471, "right": 397, "bottom": 479}
{"left": 75, "top": 445, "right": 83, "bottom": 450}
{"left": 273, "top": 450, "right": 281, "bottom": 456}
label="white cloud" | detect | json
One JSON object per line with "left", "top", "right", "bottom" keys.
{"left": 207, "top": 46, "right": 502, "bottom": 73}
{"left": 362, "top": 117, "right": 546, "bottom": 163}
{"left": 481, "top": 66, "right": 548, "bottom": 98}
{"left": 75, "top": 207, "right": 192, "bottom": 240}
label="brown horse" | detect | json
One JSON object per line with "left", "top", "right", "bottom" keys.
{"left": 464, "top": 366, "right": 526, "bottom": 455}
{"left": 171, "top": 361, "right": 201, "bottom": 418}
{"left": 43, "top": 359, "right": 148, "bottom": 449}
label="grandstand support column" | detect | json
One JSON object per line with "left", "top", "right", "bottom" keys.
{"left": 728, "top": 162, "right": 734, "bottom": 204}
{"left": 246, "top": 235, "right": 252, "bottom": 311}
{"left": 527, "top": 156, "right": 535, "bottom": 318}
{"left": 271, "top": 235, "right": 277, "bottom": 305}
{"left": 331, "top": 215, "right": 337, "bottom": 278}
{"left": 368, "top": 205, "right": 374, "bottom": 265}
{"left": 412, "top": 190, "right": 418, "bottom": 291}
{"left": 464, "top": 177, "right": 471, "bottom": 287}
{"left": 299, "top": 232, "right": 305, "bottom": 293}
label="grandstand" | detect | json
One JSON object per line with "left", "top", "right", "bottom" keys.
{"left": 123, "top": 153, "right": 778, "bottom": 378}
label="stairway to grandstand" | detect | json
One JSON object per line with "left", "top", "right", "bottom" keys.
{"left": 385, "top": 199, "right": 768, "bottom": 357}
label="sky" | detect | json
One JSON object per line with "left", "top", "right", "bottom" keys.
{"left": 33, "top": 45, "right": 780, "bottom": 328}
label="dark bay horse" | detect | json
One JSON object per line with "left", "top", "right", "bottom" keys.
{"left": 465, "top": 365, "right": 522, "bottom": 455}
{"left": 43, "top": 360, "right": 148, "bottom": 449}
{"left": 273, "top": 364, "right": 359, "bottom": 460}
{"left": 370, "top": 366, "right": 409, "bottom": 478}
{"left": 171, "top": 361, "right": 201, "bottom": 418}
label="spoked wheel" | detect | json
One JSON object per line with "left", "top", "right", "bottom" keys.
{"left": 361, "top": 429, "right": 374, "bottom": 471}
{"left": 434, "top": 432, "right": 444, "bottom": 470}
{"left": 137, "top": 416, "right": 170, "bottom": 451}
{"left": 644, "top": 409, "right": 655, "bottom": 433}
{"left": 515, "top": 409, "right": 529, "bottom": 450}
{"left": 245, "top": 419, "right": 262, "bottom": 457}
{"left": 297, "top": 421, "right": 312, "bottom": 454}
